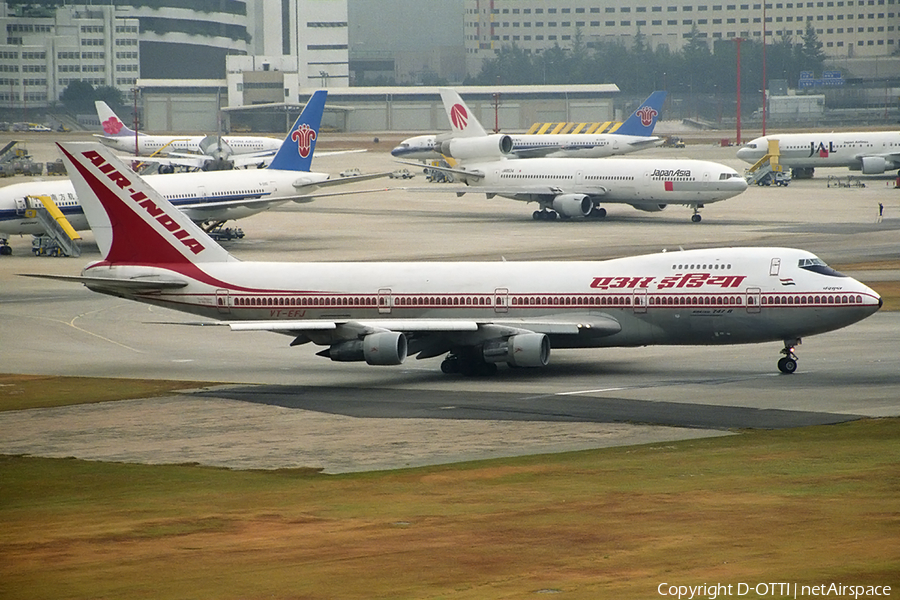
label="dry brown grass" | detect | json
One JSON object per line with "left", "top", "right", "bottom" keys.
{"left": 2, "top": 419, "right": 898, "bottom": 599}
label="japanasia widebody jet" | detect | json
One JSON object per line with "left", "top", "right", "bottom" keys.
{"left": 29, "top": 140, "right": 881, "bottom": 377}
{"left": 94, "top": 100, "right": 282, "bottom": 170}
{"left": 391, "top": 90, "right": 666, "bottom": 161}
{"left": 399, "top": 89, "right": 747, "bottom": 222}
{"left": 0, "top": 91, "right": 385, "bottom": 254}
{"left": 736, "top": 131, "right": 900, "bottom": 179}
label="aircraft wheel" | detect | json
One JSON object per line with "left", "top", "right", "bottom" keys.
{"left": 691, "top": 214, "right": 702, "bottom": 223}
{"left": 777, "top": 356, "right": 798, "bottom": 374}
{"left": 589, "top": 207, "right": 607, "bottom": 219}
{"left": 0, "top": 245, "right": 11, "bottom": 256}
{"left": 533, "top": 211, "right": 543, "bottom": 221}
{"left": 441, "top": 357, "right": 459, "bottom": 374}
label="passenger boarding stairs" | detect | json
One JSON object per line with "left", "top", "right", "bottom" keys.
{"left": 744, "top": 138, "right": 790, "bottom": 186}
{"left": 23, "top": 195, "right": 82, "bottom": 257}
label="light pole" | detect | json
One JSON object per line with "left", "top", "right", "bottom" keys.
{"left": 733, "top": 37, "right": 745, "bottom": 145}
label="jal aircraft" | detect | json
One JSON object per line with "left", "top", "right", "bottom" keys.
{"left": 94, "top": 100, "right": 283, "bottom": 169}
{"left": 398, "top": 89, "right": 747, "bottom": 222}
{"left": 736, "top": 131, "right": 900, "bottom": 179}
{"left": 391, "top": 90, "right": 666, "bottom": 161}
{"left": 27, "top": 140, "right": 881, "bottom": 376}
{"left": 0, "top": 91, "right": 384, "bottom": 254}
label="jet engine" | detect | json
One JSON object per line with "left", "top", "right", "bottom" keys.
{"left": 324, "top": 332, "right": 407, "bottom": 365}
{"left": 860, "top": 156, "right": 887, "bottom": 175}
{"left": 481, "top": 333, "right": 550, "bottom": 368}
{"left": 436, "top": 134, "right": 513, "bottom": 160}
{"left": 552, "top": 194, "right": 593, "bottom": 218}
{"left": 632, "top": 203, "right": 668, "bottom": 212}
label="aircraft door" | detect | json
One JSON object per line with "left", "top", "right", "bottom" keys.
{"left": 769, "top": 258, "right": 781, "bottom": 276}
{"left": 14, "top": 197, "right": 26, "bottom": 215}
{"left": 633, "top": 288, "right": 647, "bottom": 313}
{"left": 494, "top": 288, "right": 509, "bottom": 313}
{"left": 378, "top": 288, "right": 392, "bottom": 314}
{"left": 215, "top": 289, "right": 231, "bottom": 314}
{"left": 746, "top": 287, "right": 761, "bottom": 314}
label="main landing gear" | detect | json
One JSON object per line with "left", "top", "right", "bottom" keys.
{"left": 531, "top": 207, "right": 607, "bottom": 221}
{"left": 440, "top": 349, "right": 498, "bottom": 376}
{"left": 777, "top": 339, "right": 801, "bottom": 374}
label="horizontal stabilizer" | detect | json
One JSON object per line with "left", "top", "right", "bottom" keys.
{"left": 20, "top": 273, "right": 188, "bottom": 291}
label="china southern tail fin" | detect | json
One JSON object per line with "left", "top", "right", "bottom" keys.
{"left": 439, "top": 88, "right": 488, "bottom": 138}
{"left": 267, "top": 89, "right": 327, "bottom": 172}
{"left": 95, "top": 101, "right": 139, "bottom": 138}
{"left": 57, "top": 142, "right": 234, "bottom": 266}
{"left": 613, "top": 91, "right": 667, "bottom": 136}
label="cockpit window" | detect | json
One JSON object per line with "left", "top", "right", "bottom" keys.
{"left": 719, "top": 172, "right": 740, "bottom": 180}
{"left": 799, "top": 257, "right": 847, "bottom": 277}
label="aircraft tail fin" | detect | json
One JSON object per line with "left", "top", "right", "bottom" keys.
{"left": 267, "top": 90, "right": 327, "bottom": 172}
{"left": 439, "top": 88, "right": 488, "bottom": 138}
{"left": 95, "top": 101, "right": 138, "bottom": 138}
{"left": 57, "top": 142, "right": 234, "bottom": 266}
{"left": 615, "top": 91, "right": 667, "bottom": 136}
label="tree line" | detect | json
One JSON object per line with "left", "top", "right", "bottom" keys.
{"left": 466, "top": 21, "right": 829, "bottom": 95}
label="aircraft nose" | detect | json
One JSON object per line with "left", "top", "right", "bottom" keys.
{"left": 736, "top": 147, "right": 754, "bottom": 161}
{"left": 390, "top": 146, "right": 404, "bottom": 157}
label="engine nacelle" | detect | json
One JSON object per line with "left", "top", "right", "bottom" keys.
{"left": 633, "top": 203, "right": 668, "bottom": 213}
{"left": 326, "top": 332, "right": 407, "bottom": 365}
{"left": 552, "top": 194, "right": 593, "bottom": 217}
{"left": 481, "top": 333, "right": 550, "bottom": 368}
{"left": 437, "top": 134, "right": 513, "bottom": 160}
{"left": 861, "top": 156, "right": 887, "bottom": 175}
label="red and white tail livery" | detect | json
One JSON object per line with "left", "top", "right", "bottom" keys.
{"left": 30, "top": 141, "right": 881, "bottom": 376}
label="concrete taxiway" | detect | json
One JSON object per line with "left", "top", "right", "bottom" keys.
{"left": 1, "top": 133, "right": 898, "bottom": 472}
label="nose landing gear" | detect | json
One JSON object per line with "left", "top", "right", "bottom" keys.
{"left": 777, "top": 339, "right": 801, "bottom": 374}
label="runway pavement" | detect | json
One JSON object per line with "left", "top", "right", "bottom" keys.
{"left": 1, "top": 132, "right": 898, "bottom": 472}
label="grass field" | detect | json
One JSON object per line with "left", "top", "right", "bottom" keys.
{"left": 1, "top": 372, "right": 898, "bottom": 599}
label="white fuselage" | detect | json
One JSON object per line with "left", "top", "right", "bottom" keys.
{"left": 0, "top": 170, "right": 328, "bottom": 236}
{"left": 459, "top": 157, "right": 748, "bottom": 209}
{"left": 97, "top": 134, "right": 282, "bottom": 157}
{"left": 83, "top": 247, "right": 880, "bottom": 350}
{"left": 737, "top": 131, "right": 900, "bottom": 172}
{"left": 392, "top": 132, "right": 659, "bottom": 160}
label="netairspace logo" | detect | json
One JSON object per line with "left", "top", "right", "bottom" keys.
{"left": 657, "top": 582, "right": 892, "bottom": 599}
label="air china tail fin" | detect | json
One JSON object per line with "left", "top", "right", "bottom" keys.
{"left": 57, "top": 142, "right": 233, "bottom": 266}
{"left": 267, "top": 89, "right": 327, "bottom": 172}
{"left": 95, "top": 100, "right": 138, "bottom": 138}
{"left": 439, "top": 88, "right": 488, "bottom": 138}
{"left": 613, "top": 91, "right": 667, "bottom": 136}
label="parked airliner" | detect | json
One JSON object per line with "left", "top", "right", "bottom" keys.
{"left": 0, "top": 91, "right": 384, "bottom": 254}
{"left": 28, "top": 141, "right": 881, "bottom": 376}
{"left": 737, "top": 131, "right": 900, "bottom": 179}
{"left": 391, "top": 90, "right": 665, "bottom": 161}
{"left": 399, "top": 89, "right": 746, "bottom": 222}
{"left": 95, "top": 100, "right": 282, "bottom": 169}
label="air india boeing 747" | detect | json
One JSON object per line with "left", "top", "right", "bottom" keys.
{"left": 27, "top": 141, "right": 881, "bottom": 376}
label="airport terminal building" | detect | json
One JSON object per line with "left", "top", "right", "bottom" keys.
{"left": 464, "top": 0, "right": 900, "bottom": 75}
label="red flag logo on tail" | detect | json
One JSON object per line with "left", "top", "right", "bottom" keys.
{"left": 635, "top": 105, "right": 659, "bottom": 127}
{"left": 450, "top": 103, "right": 468, "bottom": 131}
{"left": 102, "top": 117, "right": 124, "bottom": 135}
{"left": 291, "top": 123, "right": 317, "bottom": 158}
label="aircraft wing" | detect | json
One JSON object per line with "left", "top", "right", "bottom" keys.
{"left": 510, "top": 145, "right": 569, "bottom": 159}
{"left": 222, "top": 314, "right": 622, "bottom": 354}
{"left": 397, "top": 184, "right": 610, "bottom": 198}
{"left": 395, "top": 160, "right": 485, "bottom": 181}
